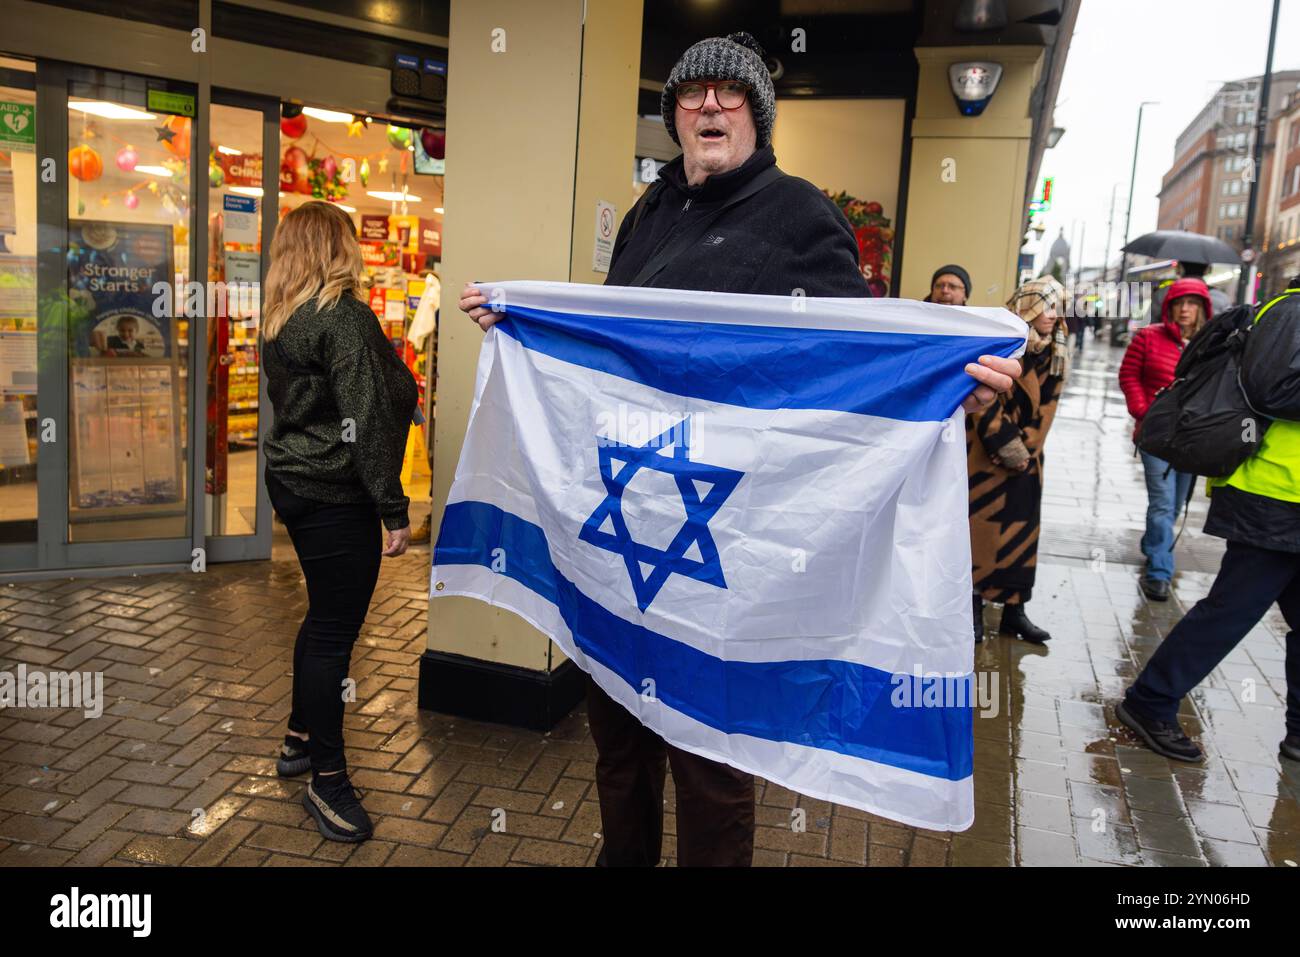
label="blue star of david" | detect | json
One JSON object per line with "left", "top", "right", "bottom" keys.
{"left": 580, "top": 417, "right": 743, "bottom": 613}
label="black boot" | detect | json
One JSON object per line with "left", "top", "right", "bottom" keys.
{"left": 972, "top": 594, "right": 984, "bottom": 644}
{"left": 999, "top": 602, "right": 1051, "bottom": 643}
{"left": 1281, "top": 734, "right": 1300, "bottom": 763}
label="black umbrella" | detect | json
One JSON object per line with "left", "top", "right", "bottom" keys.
{"left": 1121, "top": 230, "right": 1240, "bottom": 265}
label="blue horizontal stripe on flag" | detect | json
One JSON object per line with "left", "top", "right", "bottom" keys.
{"left": 435, "top": 500, "right": 973, "bottom": 781}
{"left": 491, "top": 303, "right": 1022, "bottom": 422}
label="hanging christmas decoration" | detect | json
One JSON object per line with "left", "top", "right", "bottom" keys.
{"left": 385, "top": 125, "right": 412, "bottom": 151}
{"left": 157, "top": 115, "right": 192, "bottom": 159}
{"left": 69, "top": 145, "right": 104, "bottom": 182}
{"left": 359, "top": 157, "right": 370, "bottom": 186}
{"left": 307, "top": 156, "right": 347, "bottom": 201}
{"left": 283, "top": 145, "right": 312, "bottom": 195}
{"left": 115, "top": 145, "right": 139, "bottom": 172}
{"left": 420, "top": 128, "right": 445, "bottom": 160}
{"left": 124, "top": 192, "right": 140, "bottom": 210}
{"left": 377, "top": 155, "right": 388, "bottom": 174}
{"left": 77, "top": 200, "right": 86, "bottom": 215}
{"left": 347, "top": 116, "right": 365, "bottom": 138}
{"left": 208, "top": 147, "right": 224, "bottom": 188}
{"left": 280, "top": 112, "right": 309, "bottom": 140}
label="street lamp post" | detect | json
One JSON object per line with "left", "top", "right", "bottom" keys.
{"left": 1115, "top": 101, "right": 1157, "bottom": 342}
{"left": 1118, "top": 100, "right": 1158, "bottom": 290}
{"left": 1236, "top": 0, "right": 1282, "bottom": 305}
{"left": 1102, "top": 183, "right": 1118, "bottom": 283}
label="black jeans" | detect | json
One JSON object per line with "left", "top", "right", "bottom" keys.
{"left": 267, "top": 471, "right": 382, "bottom": 774}
{"left": 1125, "top": 540, "right": 1300, "bottom": 736}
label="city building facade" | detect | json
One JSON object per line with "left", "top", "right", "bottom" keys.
{"left": 1260, "top": 89, "right": 1300, "bottom": 298}
{"left": 1157, "top": 71, "right": 1300, "bottom": 246}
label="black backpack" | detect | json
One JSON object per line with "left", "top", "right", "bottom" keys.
{"left": 1136, "top": 304, "right": 1268, "bottom": 477}
{"left": 1240, "top": 286, "right": 1300, "bottom": 419}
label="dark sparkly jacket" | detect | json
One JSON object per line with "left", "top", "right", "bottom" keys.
{"left": 263, "top": 294, "right": 419, "bottom": 530}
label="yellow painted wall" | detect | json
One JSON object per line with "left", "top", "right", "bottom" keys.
{"left": 771, "top": 98, "right": 905, "bottom": 222}
{"left": 429, "top": 0, "right": 642, "bottom": 671}
{"left": 570, "top": 4, "right": 643, "bottom": 286}
{"left": 899, "top": 46, "right": 1043, "bottom": 306}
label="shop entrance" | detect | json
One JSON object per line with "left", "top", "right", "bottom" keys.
{"left": 0, "top": 53, "right": 442, "bottom": 577}
{"left": 0, "top": 58, "right": 281, "bottom": 576}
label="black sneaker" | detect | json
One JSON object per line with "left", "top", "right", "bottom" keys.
{"left": 303, "top": 773, "right": 373, "bottom": 843}
{"left": 1139, "top": 576, "right": 1170, "bottom": 601}
{"left": 1116, "top": 700, "right": 1203, "bottom": 762}
{"left": 1281, "top": 734, "right": 1300, "bottom": 762}
{"left": 276, "top": 734, "right": 311, "bottom": 778}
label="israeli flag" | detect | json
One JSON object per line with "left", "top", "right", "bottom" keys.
{"left": 432, "top": 281, "right": 1026, "bottom": 831}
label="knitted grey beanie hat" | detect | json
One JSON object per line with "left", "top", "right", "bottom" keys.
{"left": 661, "top": 31, "right": 776, "bottom": 149}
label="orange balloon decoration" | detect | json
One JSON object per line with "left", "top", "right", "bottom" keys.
{"left": 160, "top": 115, "right": 192, "bottom": 160}
{"left": 69, "top": 145, "right": 104, "bottom": 182}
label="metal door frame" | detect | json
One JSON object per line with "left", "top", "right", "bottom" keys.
{"left": 202, "top": 87, "right": 278, "bottom": 564}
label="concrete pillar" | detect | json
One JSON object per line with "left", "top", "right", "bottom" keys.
{"left": 898, "top": 46, "right": 1045, "bottom": 306}
{"left": 422, "top": 0, "right": 643, "bottom": 728}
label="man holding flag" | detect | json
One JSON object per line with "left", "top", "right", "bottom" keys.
{"left": 457, "top": 32, "right": 1021, "bottom": 867}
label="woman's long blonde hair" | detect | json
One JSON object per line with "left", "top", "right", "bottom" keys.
{"left": 262, "top": 201, "right": 364, "bottom": 340}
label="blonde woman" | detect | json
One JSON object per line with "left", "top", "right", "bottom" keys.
{"left": 261, "top": 201, "right": 418, "bottom": 842}
{"left": 967, "top": 277, "right": 1070, "bottom": 644}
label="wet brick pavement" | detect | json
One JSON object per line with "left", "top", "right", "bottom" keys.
{"left": 1, "top": 334, "right": 1298, "bottom": 867}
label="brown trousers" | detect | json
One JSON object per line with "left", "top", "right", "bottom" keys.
{"left": 585, "top": 676, "right": 755, "bottom": 867}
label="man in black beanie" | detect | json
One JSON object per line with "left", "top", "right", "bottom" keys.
{"left": 927, "top": 264, "right": 972, "bottom": 305}
{"left": 460, "top": 31, "right": 1021, "bottom": 868}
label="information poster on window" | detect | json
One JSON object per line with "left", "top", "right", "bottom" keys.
{"left": 71, "top": 365, "right": 112, "bottom": 508}
{"left": 0, "top": 329, "right": 36, "bottom": 395}
{"left": 70, "top": 360, "right": 182, "bottom": 512}
{"left": 222, "top": 194, "right": 259, "bottom": 246}
{"left": 67, "top": 220, "right": 174, "bottom": 359}
{"left": 0, "top": 399, "right": 28, "bottom": 467}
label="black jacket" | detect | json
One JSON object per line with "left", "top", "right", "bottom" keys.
{"left": 607, "top": 145, "right": 869, "bottom": 297}
{"left": 1203, "top": 288, "right": 1300, "bottom": 552}
{"left": 263, "top": 294, "right": 419, "bottom": 530}
{"left": 1204, "top": 484, "right": 1300, "bottom": 552}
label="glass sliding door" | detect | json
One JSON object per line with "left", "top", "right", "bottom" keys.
{"left": 65, "top": 83, "right": 192, "bottom": 543}
{"left": 13, "top": 59, "right": 203, "bottom": 574}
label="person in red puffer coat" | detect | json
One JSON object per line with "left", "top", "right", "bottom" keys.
{"left": 1119, "top": 276, "right": 1212, "bottom": 601}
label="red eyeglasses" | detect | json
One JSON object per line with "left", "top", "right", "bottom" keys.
{"left": 675, "top": 80, "right": 750, "bottom": 111}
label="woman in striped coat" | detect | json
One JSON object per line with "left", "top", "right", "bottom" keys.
{"left": 968, "top": 277, "right": 1070, "bottom": 643}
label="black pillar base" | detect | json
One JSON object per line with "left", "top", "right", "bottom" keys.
{"left": 418, "top": 650, "right": 585, "bottom": 731}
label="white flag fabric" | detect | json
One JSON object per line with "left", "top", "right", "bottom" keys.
{"left": 432, "top": 281, "right": 1026, "bottom": 831}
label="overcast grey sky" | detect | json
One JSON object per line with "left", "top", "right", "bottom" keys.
{"left": 1032, "top": 0, "right": 1300, "bottom": 273}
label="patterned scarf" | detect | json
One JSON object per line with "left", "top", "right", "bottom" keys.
{"left": 1008, "top": 277, "right": 1069, "bottom": 379}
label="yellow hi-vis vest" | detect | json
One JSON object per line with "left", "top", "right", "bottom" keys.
{"left": 1208, "top": 288, "right": 1300, "bottom": 504}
